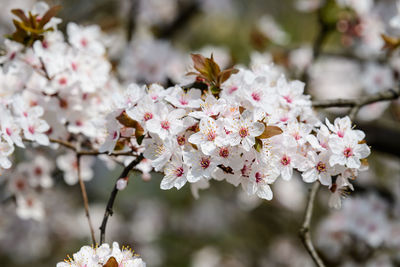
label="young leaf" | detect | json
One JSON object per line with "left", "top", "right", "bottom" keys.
{"left": 39, "top": 5, "right": 62, "bottom": 28}
{"left": 258, "top": 125, "right": 283, "bottom": 139}
{"left": 103, "top": 257, "right": 118, "bottom": 267}
{"left": 11, "top": 9, "right": 29, "bottom": 24}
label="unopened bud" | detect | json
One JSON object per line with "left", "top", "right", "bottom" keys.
{"left": 116, "top": 177, "right": 128, "bottom": 190}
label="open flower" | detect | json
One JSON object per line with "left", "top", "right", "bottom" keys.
{"left": 224, "top": 110, "right": 265, "bottom": 151}
{"left": 329, "top": 133, "right": 370, "bottom": 169}
{"left": 161, "top": 154, "right": 188, "bottom": 190}
{"left": 188, "top": 117, "right": 225, "bottom": 155}
{"left": 183, "top": 150, "right": 218, "bottom": 183}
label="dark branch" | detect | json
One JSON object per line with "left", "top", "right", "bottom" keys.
{"left": 154, "top": 1, "right": 199, "bottom": 39}
{"left": 311, "top": 88, "right": 400, "bottom": 109}
{"left": 76, "top": 154, "right": 97, "bottom": 245}
{"left": 299, "top": 182, "right": 325, "bottom": 267}
{"left": 99, "top": 153, "right": 144, "bottom": 244}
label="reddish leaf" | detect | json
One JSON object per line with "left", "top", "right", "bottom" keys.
{"left": 191, "top": 54, "right": 207, "bottom": 73}
{"left": 39, "top": 5, "right": 62, "bottom": 28}
{"left": 103, "top": 257, "right": 118, "bottom": 267}
{"left": 11, "top": 9, "right": 29, "bottom": 24}
{"left": 258, "top": 125, "right": 283, "bottom": 139}
{"left": 218, "top": 68, "right": 238, "bottom": 84}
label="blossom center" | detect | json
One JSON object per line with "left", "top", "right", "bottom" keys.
{"left": 143, "top": 112, "right": 153, "bottom": 121}
{"left": 239, "top": 127, "right": 249, "bottom": 138}
{"left": 174, "top": 167, "right": 184, "bottom": 177}
{"left": 219, "top": 147, "right": 229, "bottom": 158}
{"left": 6, "top": 128, "right": 12, "bottom": 136}
{"left": 316, "top": 161, "right": 327, "bottom": 173}
{"left": 255, "top": 172, "right": 262, "bottom": 183}
{"left": 179, "top": 96, "right": 188, "bottom": 105}
{"left": 59, "top": 77, "right": 67, "bottom": 85}
{"left": 200, "top": 157, "right": 210, "bottom": 169}
{"left": 34, "top": 167, "right": 43, "bottom": 176}
{"left": 177, "top": 135, "right": 186, "bottom": 146}
{"left": 343, "top": 147, "right": 353, "bottom": 158}
{"left": 112, "top": 131, "right": 118, "bottom": 140}
{"left": 251, "top": 92, "right": 261, "bottom": 102}
{"left": 206, "top": 129, "right": 216, "bottom": 141}
{"left": 337, "top": 130, "right": 344, "bottom": 138}
{"left": 280, "top": 155, "right": 291, "bottom": 166}
{"left": 80, "top": 38, "right": 88, "bottom": 47}
{"left": 28, "top": 126, "right": 35, "bottom": 134}
{"left": 283, "top": 95, "right": 292, "bottom": 103}
{"left": 292, "top": 132, "right": 301, "bottom": 140}
{"left": 161, "top": 120, "right": 170, "bottom": 130}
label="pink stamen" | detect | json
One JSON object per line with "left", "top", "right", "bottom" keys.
{"left": 161, "top": 120, "right": 170, "bottom": 130}
{"left": 280, "top": 155, "right": 291, "bottom": 166}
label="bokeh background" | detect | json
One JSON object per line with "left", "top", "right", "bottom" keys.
{"left": 1, "top": 0, "right": 400, "bottom": 266}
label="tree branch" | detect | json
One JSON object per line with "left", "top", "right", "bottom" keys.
{"left": 76, "top": 154, "right": 97, "bottom": 245}
{"left": 312, "top": 87, "right": 400, "bottom": 120}
{"left": 23, "top": 137, "right": 135, "bottom": 157}
{"left": 99, "top": 153, "right": 144, "bottom": 244}
{"left": 299, "top": 182, "right": 325, "bottom": 267}
{"left": 154, "top": 1, "right": 199, "bottom": 38}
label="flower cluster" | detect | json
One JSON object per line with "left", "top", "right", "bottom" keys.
{"left": 57, "top": 242, "right": 146, "bottom": 267}
{"left": 317, "top": 194, "right": 400, "bottom": 262}
{"left": 0, "top": 2, "right": 122, "bottom": 174}
{"left": 102, "top": 54, "right": 370, "bottom": 207}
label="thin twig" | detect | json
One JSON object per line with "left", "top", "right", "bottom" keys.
{"left": 299, "top": 182, "right": 325, "bottom": 267}
{"left": 312, "top": 87, "right": 400, "bottom": 120}
{"left": 154, "top": 2, "right": 199, "bottom": 38}
{"left": 126, "top": 0, "right": 138, "bottom": 42}
{"left": 23, "top": 137, "right": 135, "bottom": 157}
{"left": 99, "top": 153, "right": 144, "bottom": 244}
{"left": 76, "top": 154, "right": 97, "bottom": 245}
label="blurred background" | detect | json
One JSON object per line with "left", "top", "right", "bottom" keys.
{"left": 1, "top": 0, "right": 400, "bottom": 266}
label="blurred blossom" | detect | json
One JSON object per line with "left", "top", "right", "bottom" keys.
{"left": 119, "top": 38, "right": 181, "bottom": 84}
{"left": 130, "top": 200, "right": 165, "bottom": 243}
{"left": 236, "top": 189, "right": 262, "bottom": 211}
{"left": 317, "top": 194, "right": 398, "bottom": 263}
{"left": 289, "top": 45, "right": 313, "bottom": 74}
{"left": 357, "top": 14, "right": 385, "bottom": 56}
{"left": 249, "top": 51, "right": 287, "bottom": 80}
{"left": 262, "top": 237, "right": 313, "bottom": 267}
{"left": 257, "top": 15, "right": 290, "bottom": 45}
{"left": 310, "top": 57, "right": 362, "bottom": 100}
{"left": 191, "top": 246, "right": 221, "bottom": 267}
{"left": 357, "top": 101, "right": 390, "bottom": 121}
{"left": 199, "top": 0, "right": 235, "bottom": 15}
{"left": 273, "top": 175, "right": 305, "bottom": 212}
{"left": 295, "top": 0, "right": 321, "bottom": 12}
{"left": 56, "top": 152, "right": 94, "bottom": 185}
{"left": 336, "top": 0, "right": 373, "bottom": 16}
{"left": 361, "top": 62, "right": 394, "bottom": 95}
{"left": 138, "top": 244, "right": 164, "bottom": 267}
{"left": 137, "top": 0, "right": 178, "bottom": 26}
{"left": 184, "top": 196, "right": 234, "bottom": 234}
